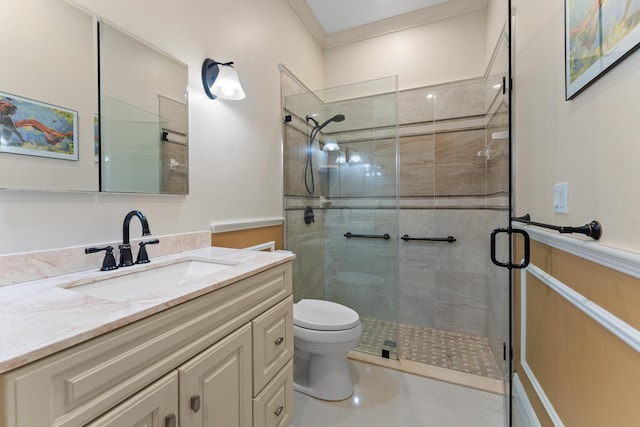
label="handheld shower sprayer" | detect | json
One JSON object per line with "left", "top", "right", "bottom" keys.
{"left": 304, "top": 114, "right": 346, "bottom": 195}
{"left": 306, "top": 115, "right": 320, "bottom": 127}
{"left": 306, "top": 114, "right": 345, "bottom": 132}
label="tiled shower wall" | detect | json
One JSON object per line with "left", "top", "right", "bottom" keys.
{"left": 283, "top": 79, "right": 399, "bottom": 326}
{"left": 397, "top": 81, "right": 499, "bottom": 339}
{"left": 283, "top": 69, "right": 510, "bottom": 360}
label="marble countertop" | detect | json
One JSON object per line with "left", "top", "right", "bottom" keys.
{"left": 0, "top": 246, "right": 294, "bottom": 374}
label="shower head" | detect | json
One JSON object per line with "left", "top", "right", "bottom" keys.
{"left": 312, "top": 114, "right": 346, "bottom": 132}
{"left": 303, "top": 113, "right": 346, "bottom": 196}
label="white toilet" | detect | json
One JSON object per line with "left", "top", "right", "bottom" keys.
{"left": 293, "top": 299, "right": 362, "bottom": 401}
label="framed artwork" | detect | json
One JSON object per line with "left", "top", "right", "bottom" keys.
{"left": 566, "top": 0, "right": 640, "bottom": 99}
{"left": 0, "top": 91, "right": 78, "bottom": 160}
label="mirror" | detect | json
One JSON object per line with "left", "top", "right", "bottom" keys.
{"left": 99, "top": 21, "right": 189, "bottom": 194}
{"left": 0, "top": 0, "right": 189, "bottom": 194}
{"left": 0, "top": 0, "right": 98, "bottom": 192}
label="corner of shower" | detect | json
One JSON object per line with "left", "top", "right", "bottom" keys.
{"left": 280, "top": 68, "right": 401, "bottom": 361}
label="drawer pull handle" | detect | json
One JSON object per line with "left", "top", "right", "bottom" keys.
{"left": 274, "top": 405, "right": 284, "bottom": 416}
{"left": 274, "top": 337, "right": 284, "bottom": 345}
{"left": 165, "top": 414, "right": 177, "bottom": 427}
{"left": 191, "top": 395, "right": 201, "bottom": 412}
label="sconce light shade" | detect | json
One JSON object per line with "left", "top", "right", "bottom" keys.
{"left": 322, "top": 139, "right": 340, "bottom": 152}
{"left": 202, "top": 58, "right": 245, "bottom": 100}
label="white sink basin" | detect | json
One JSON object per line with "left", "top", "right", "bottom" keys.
{"left": 67, "top": 260, "right": 232, "bottom": 302}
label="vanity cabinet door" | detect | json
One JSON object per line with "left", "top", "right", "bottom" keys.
{"left": 84, "top": 371, "right": 178, "bottom": 427}
{"left": 179, "top": 323, "right": 252, "bottom": 427}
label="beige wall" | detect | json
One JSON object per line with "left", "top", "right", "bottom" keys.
{"left": 514, "top": 0, "right": 640, "bottom": 252}
{"left": 323, "top": 10, "right": 488, "bottom": 90}
{"left": 0, "top": 0, "right": 323, "bottom": 254}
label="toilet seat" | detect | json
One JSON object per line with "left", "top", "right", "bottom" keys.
{"left": 294, "top": 299, "right": 360, "bottom": 331}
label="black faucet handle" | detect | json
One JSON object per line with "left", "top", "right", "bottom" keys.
{"left": 85, "top": 245, "right": 118, "bottom": 271}
{"left": 135, "top": 239, "right": 160, "bottom": 264}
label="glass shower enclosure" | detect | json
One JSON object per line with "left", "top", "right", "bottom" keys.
{"left": 282, "top": 73, "right": 400, "bottom": 359}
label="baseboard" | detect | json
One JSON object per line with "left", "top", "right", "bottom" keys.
{"left": 513, "top": 373, "right": 541, "bottom": 427}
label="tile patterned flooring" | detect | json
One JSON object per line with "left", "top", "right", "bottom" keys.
{"left": 290, "top": 360, "right": 508, "bottom": 427}
{"left": 356, "top": 317, "right": 502, "bottom": 380}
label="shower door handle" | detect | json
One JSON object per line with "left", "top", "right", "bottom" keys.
{"left": 490, "top": 228, "right": 530, "bottom": 269}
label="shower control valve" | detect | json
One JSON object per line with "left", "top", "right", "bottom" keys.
{"left": 304, "top": 206, "right": 315, "bottom": 224}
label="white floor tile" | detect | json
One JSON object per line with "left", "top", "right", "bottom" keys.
{"left": 292, "top": 360, "right": 507, "bottom": 427}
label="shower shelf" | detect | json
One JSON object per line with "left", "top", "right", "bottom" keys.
{"left": 401, "top": 235, "right": 456, "bottom": 243}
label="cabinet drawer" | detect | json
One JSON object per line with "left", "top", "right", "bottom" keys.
{"left": 252, "top": 296, "right": 293, "bottom": 396}
{"left": 253, "top": 360, "right": 293, "bottom": 427}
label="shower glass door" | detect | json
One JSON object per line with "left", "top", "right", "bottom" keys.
{"left": 486, "top": 1, "right": 514, "bottom": 423}
{"left": 282, "top": 71, "right": 400, "bottom": 359}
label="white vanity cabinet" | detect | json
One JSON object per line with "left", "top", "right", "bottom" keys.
{"left": 0, "top": 261, "right": 293, "bottom": 427}
{"left": 85, "top": 372, "right": 180, "bottom": 427}
{"left": 178, "top": 323, "right": 252, "bottom": 427}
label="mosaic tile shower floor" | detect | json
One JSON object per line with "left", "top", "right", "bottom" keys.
{"left": 355, "top": 317, "right": 502, "bottom": 380}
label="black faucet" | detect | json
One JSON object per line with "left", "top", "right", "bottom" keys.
{"left": 119, "top": 210, "right": 151, "bottom": 267}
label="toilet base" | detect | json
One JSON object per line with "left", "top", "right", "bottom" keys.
{"left": 293, "top": 351, "right": 354, "bottom": 401}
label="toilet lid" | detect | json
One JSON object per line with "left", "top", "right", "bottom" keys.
{"left": 294, "top": 299, "right": 360, "bottom": 331}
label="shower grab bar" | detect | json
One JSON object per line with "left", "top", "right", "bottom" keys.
{"left": 401, "top": 234, "right": 456, "bottom": 243}
{"left": 344, "top": 232, "right": 391, "bottom": 240}
{"left": 512, "top": 213, "right": 602, "bottom": 240}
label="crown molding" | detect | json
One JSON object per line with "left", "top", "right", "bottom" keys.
{"left": 288, "top": 0, "right": 487, "bottom": 50}
{"left": 287, "top": 0, "right": 326, "bottom": 48}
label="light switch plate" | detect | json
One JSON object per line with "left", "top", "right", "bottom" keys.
{"left": 553, "top": 182, "right": 568, "bottom": 214}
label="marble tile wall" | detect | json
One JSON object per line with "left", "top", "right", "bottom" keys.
{"left": 161, "top": 141, "right": 187, "bottom": 194}
{"left": 285, "top": 209, "right": 325, "bottom": 302}
{"left": 399, "top": 210, "right": 492, "bottom": 337}
{"left": 394, "top": 80, "right": 510, "bottom": 341}
{"left": 282, "top": 74, "right": 511, "bottom": 348}
{"left": 323, "top": 208, "right": 398, "bottom": 324}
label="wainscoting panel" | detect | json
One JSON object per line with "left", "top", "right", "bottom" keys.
{"left": 515, "top": 233, "right": 640, "bottom": 427}
{"left": 211, "top": 219, "right": 283, "bottom": 251}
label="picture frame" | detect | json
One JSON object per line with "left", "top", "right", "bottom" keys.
{"left": 565, "top": 0, "right": 640, "bottom": 100}
{"left": 0, "top": 91, "right": 78, "bottom": 161}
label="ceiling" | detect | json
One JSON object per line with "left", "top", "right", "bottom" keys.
{"left": 288, "top": 0, "right": 487, "bottom": 49}
{"left": 305, "top": 0, "right": 449, "bottom": 34}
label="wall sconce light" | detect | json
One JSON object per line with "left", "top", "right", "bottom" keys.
{"left": 322, "top": 139, "right": 340, "bottom": 152}
{"left": 334, "top": 148, "right": 362, "bottom": 164}
{"left": 201, "top": 58, "right": 245, "bottom": 100}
